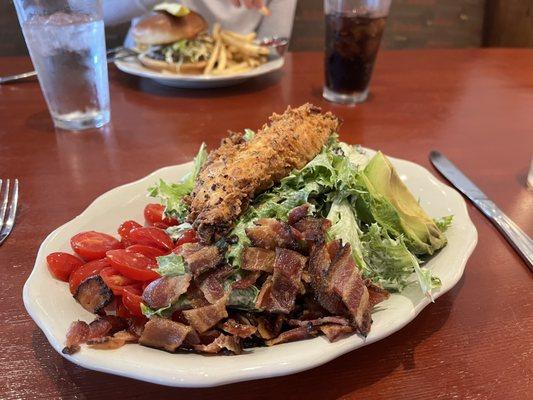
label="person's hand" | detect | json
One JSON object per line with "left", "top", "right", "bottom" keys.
{"left": 230, "top": 0, "right": 265, "bottom": 9}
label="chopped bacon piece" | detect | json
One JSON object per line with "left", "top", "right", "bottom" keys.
{"left": 288, "top": 204, "right": 310, "bottom": 225}
{"left": 293, "top": 217, "right": 331, "bottom": 244}
{"left": 265, "top": 326, "right": 317, "bottom": 346}
{"left": 139, "top": 317, "right": 191, "bottom": 352}
{"left": 242, "top": 247, "right": 276, "bottom": 273}
{"left": 127, "top": 317, "right": 147, "bottom": 337}
{"left": 176, "top": 243, "right": 222, "bottom": 276}
{"left": 308, "top": 243, "right": 346, "bottom": 315}
{"left": 62, "top": 317, "right": 114, "bottom": 354}
{"left": 73, "top": 275, "right": 113, "bottom": 314}
{"left": 142, "top": 274, "right": 191, "bottom": 309}
{"left": 255, "top": 248, "right": 306, "bottom": 314}
{"left": 193, "top": 333, "right": 242, "bottom": 355}
{"left": 288, "top": 316, "right": 349, "bottom": 328}
{"left": 327, "top": 243, "right": 371, "bottom": 335}
{"left": 245, "top": 218, "right": 302, "bottom": 251}
{"left": 101, "top": 315, "right": 128, "bottom": 335}
{"left": 183, "top": 295, "right": 228, "bottom": 333}
{"left": 318, "top": 324, "right": 354, "bottom": 342}
{"left": 87, "top": 330, "right": 138, "bottom": 350}
{"left": 365, "top": 279, "right": 390, "bottom": 308}
{"left": 231, "top": 271, "right": 261, "bottom": 290}
{"left": 255, "top": 314, "right": 285, "bottom": 340}
{"left": 220, "top": 319, "right": 257, "bottom": 338}
{"left": 197, "top": 265, "right": 233, "bottom": 304}
{"left": 184, "top": 281, "right": 211, "bottom": 308}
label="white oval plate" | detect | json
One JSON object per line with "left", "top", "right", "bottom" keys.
{"left": 115, "top": 56, "right": 284, "bottom": 88}
{"left": 23, "top": 149, "right": 477, "bottom": 387}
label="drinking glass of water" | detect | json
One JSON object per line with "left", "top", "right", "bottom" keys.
{"left": 323, "top": 0, "right": 391, "bottom": 104}
{"left": 14, "top": 0, "right": 110, "bottom": 130}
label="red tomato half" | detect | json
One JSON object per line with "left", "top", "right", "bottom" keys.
{"left": 144, "top": 203, "right": 178, "bottom": 227}
{"left": 118, "top": 220, "right": 142, "bottom": 241}
{"left": 46, "top": 252, "right": 83, "bottom": 282}
{"left": 106, "top": 249, "right": 160, "bottom": 281}
{"left": 126, "top": 244, "right": 166, "bottom": 260}
{"left": 128, "top": 227, "right": 173, "bottom": 250}
{"left": 69, "top": 258, "right": 110, "bottom": 294}
{"left": 71, "top": 231, "right": 122, "bottom": 261}
{"left": 122, "top": 286, "right": 144, "bottom": 317}
{"left": 99, "top": 267, "right": 136, "bottom": 296}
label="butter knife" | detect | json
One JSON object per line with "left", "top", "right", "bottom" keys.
{"left": 430, "top": 151, "right": 533, "bottom": 271}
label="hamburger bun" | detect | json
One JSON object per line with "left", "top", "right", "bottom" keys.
{"left": 138, "top": 53, "right": 207, "bottom": 75}
{"left": 133, "top": 11, "right": 208, "bottom": 45}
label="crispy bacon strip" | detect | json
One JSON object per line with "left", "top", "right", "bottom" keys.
{"left": 182, "top": 295, "right": 228, "bottom": 333}
{"left": 197, "top": 265, "right": 234, "bottom": 304}
{"left": 265, "top": 326, "right": 317, "bottom": 346}
{"left": 287, "top": 204, "right": 310, "bottom": 225}
{"left": 139, "top": 317, "right": 191, "bottom": 352}
{"left": 293, "top": 217, "right": 332, "bottom": 244}
{"left": 318, "top": 324, "right": 354, "bottom": 342}
{"left": 288, "top": 316, "right": 349, "bottom": 328}
{"left": 176, "top": 243, "right": 223, "bottom": 276}
{"left": 365, "top": 279, "right": 390, "bottom": 308}
{"left": 245, "top": 218, "right": 303, "bottom": 251}
{"left": 242, "top": 247, "right": 276, "bottom": 273}
{"left": 63, "top": 317, "right": 114, "bottom": 354}
{"left": 193, "top": 333, "right": 242, "bottom": 354}
{"left": 220, "top": 319, "right": 257, "bottom": 338}
{"left": 87, "top": 330, "right": 138, "bottom": 350}
{"left": 73, "top": 275, "right": 113, "bottom": 314}
{"left": 142, "top": 274, "right": 191, "bottom": 309}
{"left": 255, "top": 248, "right": 306, "bottom": 314}
{"left": 328, "top": 243, "right": 371, "bottom": 335}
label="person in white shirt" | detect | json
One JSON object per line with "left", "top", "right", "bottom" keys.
{"left": 103, "top": 0, "right": 298, "bottom": 46}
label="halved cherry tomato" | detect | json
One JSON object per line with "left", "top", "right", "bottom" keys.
{"left": 70, "top": 231, "right": 122, "bottom": 261}
{"left": 175, "top": 229, "right": 199, "bottom": 247}
{"left": 69, "top": 258, "right": 110, "bottom": 294}
{"left": 126, "top": 244, "right": 166, "bottom": 260}
{"left": 106, "top": 249, "right": 160, "bottom": 281}
{"left": 128, "top": 227, "right": 173, "bottom": 250}
{"left": 116, "top": 299, "right": 133, "bottom": 318}
{"left": 153, "top": 222, "right": 170, "bottom": 229}
{"left": 118, "top": 220, "right": 142, "bottom": 241}
{"left": 144, "top": 203, "right": 178, "bottom": 227}
{"left": 122, "top": 286, "right": 144, "bottom": 317}
{"left": 99, "top": 267, "right": 137, "bottom": 296}
{"left": 46, "top": 252, "right": 83, "bottom": 282}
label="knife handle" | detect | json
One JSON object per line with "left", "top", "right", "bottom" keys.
{"left": 477, "top": 200, "right": 533, "bottom": 271}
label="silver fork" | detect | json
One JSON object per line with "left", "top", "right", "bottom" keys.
{"left": 0, "top": 179, "right": 19, "bottom": 246}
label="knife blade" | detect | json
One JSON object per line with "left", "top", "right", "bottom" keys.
{"left": 430, "top": 151, "right": 533, "bottom": 272}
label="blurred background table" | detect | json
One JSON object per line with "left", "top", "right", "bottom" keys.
{"left": 0, "top": 49, "right": 532, "bottom": 399}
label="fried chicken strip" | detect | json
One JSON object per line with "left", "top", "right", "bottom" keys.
{"left": 185, "top": 103, "right": 340, "bottom": 243}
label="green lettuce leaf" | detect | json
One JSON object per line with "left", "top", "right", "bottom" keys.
{"left": 361, "top": 224, "right": 441, "bottom": 296}
{"left": 435, "top": 215, "right": 453, "bottom": 232}
{"left": 326, "top": 198, "right": 367, "bottom": 272}
{"left": 148, "top": 143, "right": 207, "bottom": 221}
{"left": 155, "top": 253, "right": 188, "bottom": 276}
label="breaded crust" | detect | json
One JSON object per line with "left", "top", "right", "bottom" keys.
{"left": 186, "top": 103, "right": 340, "bottom": 243}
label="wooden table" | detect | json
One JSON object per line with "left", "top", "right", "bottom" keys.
{"left": 0, "top": 50, "right": 532, "bottom": 399}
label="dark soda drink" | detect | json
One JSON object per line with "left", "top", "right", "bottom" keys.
{"left": 324, "top": 12, "right": 387, "bottom": 101}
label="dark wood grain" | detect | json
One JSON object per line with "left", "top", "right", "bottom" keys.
{"left": 0, "top": 50, "right": 532, "bottom": 400}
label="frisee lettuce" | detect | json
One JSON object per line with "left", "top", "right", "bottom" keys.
{"left": 148, "top": 143, "right": 207, "bottom": 221}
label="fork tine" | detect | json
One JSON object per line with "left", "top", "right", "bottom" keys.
{"left": 0, "top": 179, "right": 18, "bottom": 246}
{"left": 0, "top": 179, "right": 9, "bottom": 227}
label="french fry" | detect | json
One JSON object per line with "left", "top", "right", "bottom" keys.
{"left": 216, "top": 42, "right": 227, "bottom": 71}
{"left": 220, "top": 32, "right": 269, "bottom": 57}
{"left": 204, "top": 38, "right": 221, "bottom": 74}
{"left": 222, "top": 30, "right": 256, "bottom": 43}
{"left": 212, "top": 22, "right": 221, "bottom": 40}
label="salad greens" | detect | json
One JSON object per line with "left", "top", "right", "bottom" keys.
{"left": 149, "top": 137, "right": 451, "bottom": 299}
{"left": 148, "top": 143, "right": 207, "bottom": 221}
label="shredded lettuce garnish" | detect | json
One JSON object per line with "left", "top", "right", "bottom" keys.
{"left": 149, "top": 143, "right": 207, "bottom": 221}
